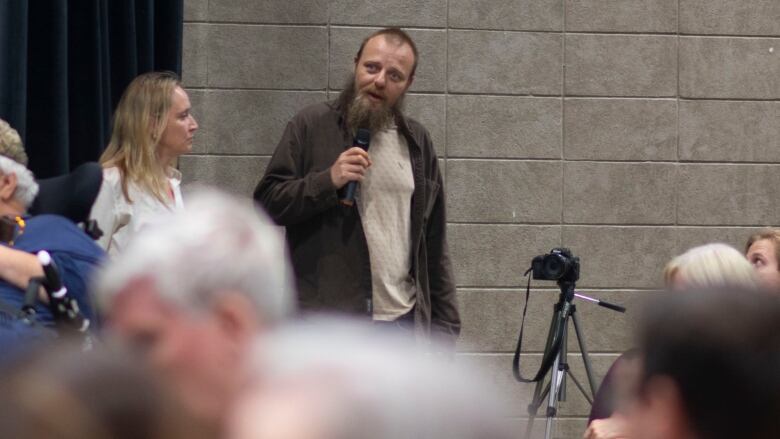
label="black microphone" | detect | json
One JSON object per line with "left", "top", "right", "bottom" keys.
{"left": 339, "top": 128, "right": 371, "bottom": 207}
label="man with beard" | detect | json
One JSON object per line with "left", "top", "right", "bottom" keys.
{"left": 254, "top": 28, "right": 459, "bottom": 347}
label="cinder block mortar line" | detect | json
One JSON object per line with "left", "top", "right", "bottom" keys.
{"left": 447, "top": 221, "right": 776, "bottom": 228}
{"left": 445, "top": 158, "right": 780, "bottom": 165}
{"left": 185, "top": 20, "right": 329, "bottom": 26}
{"left": 569, "top": 31, "right": 780, "bottom": 39}
{"left": 446, "top": 28, "right": 676, "bottom": 37}
{"left": 186, "top": 20, "right": 780, "bottom": 40}
{"left": 184, "top": 87, "right": 328, "bottom": 92}
{"left": 448, "top": 27, "right": 780, "bottom": 39}
{"left": 328, "top": 23, "right": 447, "bottom": 30}
{"left": 560, "top": 0, "right": 567, "bottom": 235}
{"left": 678, "top": 33, "right": 780, "bottom": 40}
{"left": 326, "top": 3, "right": 331, "bottom": 98}
{"left": 444, "top": 0, "right": 449, "bottom": 181}
{"left": 677, "top": 97, "right": 780, "bottom": 102}
{"left": 675, "top": 0, "right": 681, "bottom": 229}
{"left": 450, "top": 221, "right": 678, "bottom": 226}
{"left": 204, "top": 0, "right": 210, "bottom": 88}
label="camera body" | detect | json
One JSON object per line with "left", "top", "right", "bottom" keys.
{"left": 532, "top": 248, "right": 580, "bottom": 283}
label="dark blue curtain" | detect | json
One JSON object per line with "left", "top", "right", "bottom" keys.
{"left": 0, "top": 0, "right": 183, "bottom": 178}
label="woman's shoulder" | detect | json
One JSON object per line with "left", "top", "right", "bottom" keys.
{"left": 103, "top": 166, "right": 122, "bottom": 185}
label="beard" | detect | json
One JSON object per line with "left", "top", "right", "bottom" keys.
{"left": 338, "top": 74, "right": 405, "bottom": 135}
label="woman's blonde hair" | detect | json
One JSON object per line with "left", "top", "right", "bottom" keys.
{"left": 664, "top": 243, "right": 759, "bottom": 290}
{"left": 100, "top": 71, "right": 181, "bottom": 203}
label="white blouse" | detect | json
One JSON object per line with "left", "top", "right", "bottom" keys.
{"left": 89, "top": 166, "right": 184, "bottom": 256}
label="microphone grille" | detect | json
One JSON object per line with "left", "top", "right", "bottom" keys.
{"left": 356, "top": 128, "right": 371, "bottom": 145}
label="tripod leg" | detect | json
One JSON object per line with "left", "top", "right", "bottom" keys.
{"left": 545, "top": 311, "right": 572, "bottom": 439}
{"left": 544, "top": 350, "right": 562, "bottom": 439}
{"left": 558, "top": 321, "right": 569, "bottom": 401}
{"left": 564, "top": 368, "right": 593, "bottom": 405}
{"left": 571, "top": 307, "right": 598, "bottom": 397}
{"left": 525, "top": 303, "right": 566, "bottom": 439}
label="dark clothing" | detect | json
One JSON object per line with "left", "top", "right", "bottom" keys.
{"left": 0, "top": 214, "right": 104, "bottom": 326}
{"left": 254, "top": 100, "right": 460, "bottom": 345}
{"left": 588, "top": 349, "right": 640, "bottom": 423}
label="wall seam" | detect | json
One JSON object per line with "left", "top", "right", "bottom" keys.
{"left": 326, "top": 2, "right": 331, "bottom": 97}
{"left": 675, "top": 0, "right": 681, "bottom": 234}
{"left": 444, "top": 0, "right": 450, "bottom": 181}
{"left": 560, "top": 0, "right": 567, "bottom": 248}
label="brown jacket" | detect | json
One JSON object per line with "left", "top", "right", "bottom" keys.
{"left": 254, "top": 100, "right": 460, "bottom": 345}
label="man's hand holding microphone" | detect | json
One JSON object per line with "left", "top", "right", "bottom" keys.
{"left": 332, "top": 129, "right": 371, "bottom": 206}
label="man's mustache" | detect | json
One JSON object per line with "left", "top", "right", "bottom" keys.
{"left": 358, "top": 88, "right": 386, "bottom": 100}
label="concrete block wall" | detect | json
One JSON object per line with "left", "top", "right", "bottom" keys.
{"left": 182, "top": 1, "right": 779, "bottom": 437}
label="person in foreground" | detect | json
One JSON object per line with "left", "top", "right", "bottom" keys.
{"left": 0, "top": 341, "right": 203, "bottom": 439}
{"left": 90, "top": 71, "right": 198, "bottom": 256}
{"left": 629, "top": 288, "right": 780, "bottom": 439}
{"left": 226, "top": 318, "right": 513, "bottom": 439}
{"left": 584, "top": 243, "right": 759, "bottom": 439}
{"left": 95, "top": 188, "right": 294, "bottom": 436}
{"left": 0, "top": 119, "right": 103, "bottom": 345}
{"left": 254, "top": 27, "right": 459, "bottom": 346}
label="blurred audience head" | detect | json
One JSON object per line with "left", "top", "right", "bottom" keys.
{"left": 745, "top": 229, "right": 780, "bottom": 293}
{"left": 0, "top": 341, "right": 201, "bottom": 439}
{"left": 95, "top": 188, "right": 294, "bottom": 428}
{"left": 100, "top": 71, "right": 197, "bottom": 202}
{"left": 663, "top": 243, "right": 758, "bottom": 290}
{"left": 0, "top": 119, "right": 29, "bottom": 166}
{"left": 226, "top": 318, "right": 513, "bottom": 439}
{"left": 631, "top": 288, "right": 780, "bottom": 439}
{"left": 0, "top": 119, "right": 38, "bottom": 212}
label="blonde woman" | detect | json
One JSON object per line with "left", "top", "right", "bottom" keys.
{"left": 584, "top": 243, "right": 759, "bottom": 439}
{"left": 90, "top": 72, "right": 198, "bottom": 255}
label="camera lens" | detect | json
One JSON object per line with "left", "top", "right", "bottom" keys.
{"left": 543, "top": 254, "right": 567, "bottom": 279}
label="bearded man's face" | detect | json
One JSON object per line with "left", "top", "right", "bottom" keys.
{"left": 347, "top": 35, "right": 415, "bottom": 132}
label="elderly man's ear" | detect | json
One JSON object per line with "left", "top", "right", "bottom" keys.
{"left": 213, "top": 292, "right": 262, "bottom": 347}
{"left": 0, "top": 173, "right": 17, "bottom": 201}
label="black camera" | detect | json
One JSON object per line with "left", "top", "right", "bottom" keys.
{"left": 531, "top": 248, "right": 580, "bottom": 283}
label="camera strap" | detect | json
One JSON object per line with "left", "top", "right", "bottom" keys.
{"left": 512, "top": 269, "right": 564, "bottom": 383}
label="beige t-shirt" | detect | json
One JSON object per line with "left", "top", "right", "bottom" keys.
{"left": 357, "top": 127, "right": 416, "bottom": 321}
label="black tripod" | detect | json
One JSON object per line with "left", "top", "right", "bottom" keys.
{"left": 525, "top": 280, "right": 597, "bottom": 439}
{"left": 514, "top": 280, "right": 625, "bottom": 439}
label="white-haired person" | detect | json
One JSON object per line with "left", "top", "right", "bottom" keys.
{"left": 584, "top": 243, "right": 759, "bottom": 439}
{"left": 89, "top": 71, "right": 198, "bottom": 256}
{"left": 226, "top": 318, "right": 514, "bottom": 439}
{"left": 745, "top": 229, "right": 780, "bottom": 293}
{"left": 0, "top": 119, "right": 103, "bottom": 345}
{"left": 95, "top": 188, "right": 294, "bottom": 436}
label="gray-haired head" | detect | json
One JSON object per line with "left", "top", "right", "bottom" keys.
{"left": 228, "top": 318, "right": 513, "bottom": 439}
{"left": 0, "top": 119, "right": 29, "bottom": 166}
{"left": 0, "top": 120, "right": 37, "bottom": 209}
{"left": 95, "top": 187, "right": 295, "bottom": 324}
